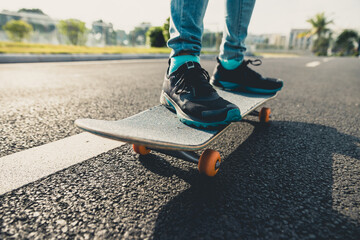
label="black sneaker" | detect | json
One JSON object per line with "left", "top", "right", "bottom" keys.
{"left": 160, "top": 61, "right": 241, "bottom": 128}
{"left": 210, "top": 58, "right": 283, "bottom": 94}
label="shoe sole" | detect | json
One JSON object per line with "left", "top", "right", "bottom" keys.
{"left": 211, "top": 79, "right": 282, "bottom": 94}
{"left": 160, "top": 91, "right": 241, "bottom": 129}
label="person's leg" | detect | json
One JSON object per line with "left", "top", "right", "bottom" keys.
{"left": 160, "top": 0, "right": 241, "bottom": 128}
{"left": 168, "top": 0, "right": 208, "bottom": 57}
{"left": 167, "top": 0, "right": 208, "bottom": 73}
{"left": 219, "top": 0, "right": 255, "bottom": 69}
{"left": 210, "top": 0, "right": 283, "bottom": 93}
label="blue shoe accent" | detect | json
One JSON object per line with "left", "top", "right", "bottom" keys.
{"left": 163, "top": 94, "right": 241, "bottom": 129}
{"left": 219, "top": 81, "right": 282, "bottom": 93}
{"left": 245, "top": 86, "right": 282, "bottom": 94}
{"left": 219, "top": 81, "right": 240, "bottom": 90}
{"left": 180, "top": 108, "right": 241, "bottom": 129}
{"left": 165, "top": 97, "right": 176, "bottom": 111}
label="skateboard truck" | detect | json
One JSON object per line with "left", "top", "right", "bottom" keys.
{"left": 133, "top": 145, "right": 222, "bottom": 177}
{"left": 150, "top": 148, "right": 220, "bottom": 169}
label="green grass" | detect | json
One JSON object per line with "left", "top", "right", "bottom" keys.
{"left": 0, "top": 41, "right": 172, "bottom": 54}
{"left": 0, "top": 41, "right": 301, "bottom": 58}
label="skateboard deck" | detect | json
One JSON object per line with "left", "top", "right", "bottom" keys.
{"left": 75, "top": 90, "right": 276, "bottom": 151}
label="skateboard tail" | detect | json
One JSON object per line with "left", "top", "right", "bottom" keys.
{"left": 74, "top": 118, "right": 224, "bottom": 151}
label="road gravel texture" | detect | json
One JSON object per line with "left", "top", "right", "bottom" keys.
{"left": 0, "top": 58, "right": 359, "bottom": 239}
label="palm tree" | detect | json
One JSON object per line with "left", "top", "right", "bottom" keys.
{"left": 307, "top": 12, "right": 333, "bottom": 39}
{"left": 302, "top": 13, "right": 333, "bottom": 56}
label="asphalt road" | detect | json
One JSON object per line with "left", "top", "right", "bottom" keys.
{"left": 0, "top": 57, "right": 359, "bottom": 239}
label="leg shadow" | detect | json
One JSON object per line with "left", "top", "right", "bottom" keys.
{"left": 147, "top": 120, "right": 360, "bottom": 239}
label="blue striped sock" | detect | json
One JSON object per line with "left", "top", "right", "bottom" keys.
{"left": 169, "top": 55, "right": 200, "bottom": 74}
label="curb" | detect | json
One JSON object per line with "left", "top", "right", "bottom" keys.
{"left": 0, "top": 53, "right": 171, "bottom": 64}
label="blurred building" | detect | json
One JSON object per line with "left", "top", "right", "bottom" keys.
{"left": 245, "top": 34, "right": 286, "bottom": 51}
{"left": 288, "top": 29, "right": 313, "bottom": 50}
{"left": 263, "top": 34, "right": 287, "bottom": 47}
{"left": 245, "top": 34, "right": 267, "bottom": 45}
{"left": 88, "top": 20, "right": 115, "bottom": 46}
{"left": 0, "top": 10, "right": 59, "bottom": 44}
{"left": 115, "top": 30, "right": 128, "bottom": 46}
{"left": 88, "top": 20, "right": 128, "bottom": 46}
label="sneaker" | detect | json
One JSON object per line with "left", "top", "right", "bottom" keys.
{"left": 160, "top": 61, "right": 241, "bottom": 128}
{"left": 210, "top": 58, "right": 283, "bottom": 94}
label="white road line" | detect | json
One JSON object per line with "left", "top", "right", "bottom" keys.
{"left": 323, "top": 57, "right": 334, "bottom": 62}
{"left": 0, "top": 133, "right": 125, "bottom": 195}
{"left": 306, "top": 61, "right": 321, "bottom": 67}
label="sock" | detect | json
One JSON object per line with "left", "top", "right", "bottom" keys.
{"left": 169, "top": 55, "right": 200, "bottom": 74}
{"left": 219, "top": 58, "right": 242, "bottom": 70}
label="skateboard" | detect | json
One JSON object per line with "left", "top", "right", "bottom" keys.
{"left": 75, "top": 90, "right": 276, "bottom": 177}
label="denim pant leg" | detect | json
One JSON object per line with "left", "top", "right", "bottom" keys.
{"left": 219, "top": 0, "right": 256, "bottom": 62}
{"left": 168, "top": 0, "right": 209, "bottom": 58}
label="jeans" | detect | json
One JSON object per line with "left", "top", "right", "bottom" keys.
{"left": 168, "top": 0, "right": 256, "bottom": 63}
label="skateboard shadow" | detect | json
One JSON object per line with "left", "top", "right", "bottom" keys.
{"left": 141, "top": 120, "right": 360, "bottom": 239}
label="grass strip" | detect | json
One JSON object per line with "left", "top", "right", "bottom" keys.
{"left": 0, "top": 41, "right": 171, "bottom": 54}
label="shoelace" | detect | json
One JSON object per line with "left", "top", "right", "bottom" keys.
{"left": 241, "top": 59, "right": 263, "bottom": 78}
{"left": 244, "top": 58, "right": 262, "bottom": 66}
{"left": 174, "top": 67, "right": 214, "bottom": 96}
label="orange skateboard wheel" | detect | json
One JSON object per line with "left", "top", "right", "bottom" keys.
{"left": 198, "top": 149, "right": 221, "bottom": 177}
{"left": 259, "top": 107, "right": 271, "bottom": 123}
{"left": 132, "top": 144, "right": 151, "bottom": 155}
